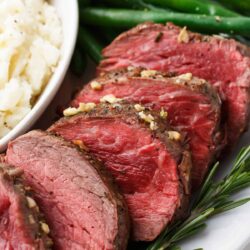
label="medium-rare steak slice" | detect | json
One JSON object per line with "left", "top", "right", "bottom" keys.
{"left": 72, "top": 68, "right": 222, "bottom": 188}
{"left": 49, "top": 103, "right": 192, "bottom": 241}
{"left": 99, "top": 22, "right": 250, "bottom": 146}
{"left": 6, "top": 130, "right": 129, "bottom": 250}
{"left": 0, "top": 163, "right": 52, "bottom": 250}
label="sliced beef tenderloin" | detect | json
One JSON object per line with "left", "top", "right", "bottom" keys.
{"left": 72, "top": 68, "right": 222, "bottom": 188}
{"left": 49, "top": 103, "right": 192, "bottom": 241}
{"left": 0, "top": 163, "right": 52, "bottom": 250}
{"left": 99, "top": 22, "right": 250, "bottom": 146}
{"left": 6, "top": 130, "right": 129, "bottom": 250}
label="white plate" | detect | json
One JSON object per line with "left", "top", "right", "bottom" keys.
{"left": 180, "top": 129, "right": 250, "bottom": 250}
{"left": 0, "top": 0, "right": 79, "bottom": 152}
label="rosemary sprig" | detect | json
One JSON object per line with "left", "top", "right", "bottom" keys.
{"left": 147, "top": 145, "right": 250, "bottom": 250}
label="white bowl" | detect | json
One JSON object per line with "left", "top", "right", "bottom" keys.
{"left": 0, "top": 0, "right": 79, "bottom": 152}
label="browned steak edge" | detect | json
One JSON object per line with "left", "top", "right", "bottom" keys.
{"left": 0, "top": 163, "right": 53, "bottom": 249}
{"left": 103, "top": 22, "right": 250, "bottom": 58}
{"left": 97, "top": 67, "right": 221, "bottom": 109}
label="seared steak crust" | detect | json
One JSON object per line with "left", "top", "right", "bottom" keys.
{"left": 6, "top": 130, "right": 129, "bottom": 250}
{"left": 72, "top": 67, "right": 222, "bottom": 188}
{"left": 99, "top": 22, "right": 250, "bottom": 146}
{"left": 0, "top": 164, "right": 52, "bottom": 250}
{"left": 49, "top": 103, "right": 192, "bottom": 241}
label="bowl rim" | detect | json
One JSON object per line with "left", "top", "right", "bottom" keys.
{"left": 0, "top": 0, "right": 79, "bottom": 152}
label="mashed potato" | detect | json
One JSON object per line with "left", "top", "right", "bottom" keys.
{"left": 0, "top": 0, "right": 62, "bottom": 138}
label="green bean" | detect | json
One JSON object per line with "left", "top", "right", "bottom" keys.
{"left": 99, "top": 0, "right": 239, "bottom": 17}
{"left": 92, "top": 0, "right": 169, "bottom": 12}
{"left": 143, "top": 0, "right": 239, "bottom": 17}
{"left": 217, "top": 1, "right": 250, "bottom": 15}
{"left": 77, "top": 27, "right": 103, "bottom": 64}
{"left": 70, "top": 48, "right": 87, "bottom": 76}
{"left": 80, "top": 8, "right": 250, "bottom": 36}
